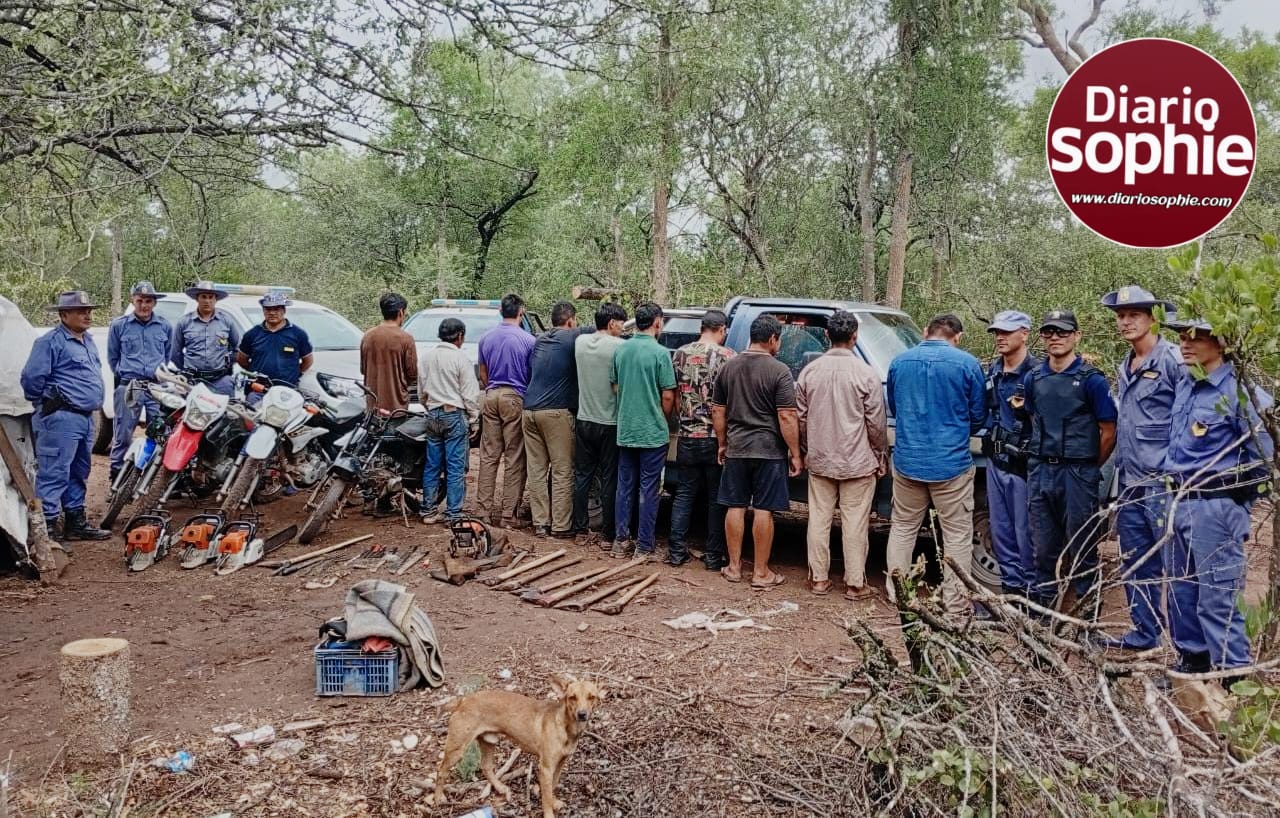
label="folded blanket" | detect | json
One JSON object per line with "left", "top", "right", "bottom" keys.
{"left": 343, "top": 579, "right": 445, "bottom": 690}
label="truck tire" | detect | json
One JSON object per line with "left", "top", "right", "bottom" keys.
{"left": 969, "top": 480, "right": 1001, "bottom": 591}
{"left": 299, "top": 478, "right": 348, "bottom": 544}
{"left": 91, "top": 410, "right": 113, "bottom": 455}
{"left": 219, "top": 459, "right": 261, "bottom": 518}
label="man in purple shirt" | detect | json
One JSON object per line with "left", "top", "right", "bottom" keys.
{"left": 476, "top": 293, "right": 537, "bottom": 528}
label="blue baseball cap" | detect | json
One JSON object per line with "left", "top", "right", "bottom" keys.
{"left": 259, "top": 291, "right": 293, "bottom": 308}
{"left": 987, "top": 310, "right": 1031, "bottom": 332}
{"left": 1100, "top": 285, "right": 1176, "bottom": 313}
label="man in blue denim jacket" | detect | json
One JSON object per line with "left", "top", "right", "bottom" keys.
{"left": 106, "top": 281, "right": 171, "bottom": 479}
{"left": 884, "top": 314, "right": 986, "bottom": 615}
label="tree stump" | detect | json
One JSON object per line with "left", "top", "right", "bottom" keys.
{"left": 59, "top": 638, "right": 131, "bottom": 762}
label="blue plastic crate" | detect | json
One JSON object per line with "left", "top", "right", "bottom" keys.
{"left": 314, "top": 640, "right": 398, "bottom": 697}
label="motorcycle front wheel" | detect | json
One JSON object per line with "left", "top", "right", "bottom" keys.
{"left": 135, "top": 466, "right": 180, "bottom": 516}
{"left": 219, "top": 459, "right": 262, "bottom": 518}
{"left": 100, "top": 463, "right": 141, "bottom": 528}
{"left": 299, "top": 477, "right": 349, "bottom": 544}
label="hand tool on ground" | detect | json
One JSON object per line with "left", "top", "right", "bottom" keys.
{"left": 592, "top": 571, "right": 661, "bottom": 615}
{"left": 343, "top": 544, "right": 377, "bottom": 567}
{"left": 0, "top": 422, "right": 64, "bottom": 579}
{"left": 261, "top": 534, "right": 373, "bottom": 571}
{"left": 476, "top": 548, "right": 529, "bottom": 582}
{"left": 482, "top": 549, "right": 566, "bottom": 586}
{"left": 492, "top": 557, "right": 581, "bottom": 591}
{"left": 350, "top": 543, "right": 387, "bottom": 570}
{"left": 122, "top": 512, "right": 174, "bottom": 573}
{"left": 177, "top": 512, "right": 225, "bottom": 569}
{"left": 394, "top": 547, "right": 427, "bottom": 575}
{"left": 526, "top": 560, "right": 641, "bottom": 607}
{"left": 432, "top": 551, "right": 516, "bottom": 585}
{"left": 516, "top": 564, "right": 612, "bottom": 599}
{"left": 557, "top": 573, "right": 650, "bottom": 612}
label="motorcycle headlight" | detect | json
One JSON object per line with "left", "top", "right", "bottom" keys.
{"left": 317, "top": 373, "right": 365, "bottom": 400}
{"left": 261, "top": 405, "right": 292, "bottom": 427}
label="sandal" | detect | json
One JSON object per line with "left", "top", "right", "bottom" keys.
{"left": 844, "top": 585, "right": 876, "bottom": 601}
{"left": 751, "top": 571, "right": 786, "bottom": 590}
{"left": 810, "top": 580, "right": 832, "bottom": 596}
{"left": 720, "top": 567, "right": 743, "bottom": 583}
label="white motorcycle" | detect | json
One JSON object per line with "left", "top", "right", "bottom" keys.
{"left": 216, "top": 377, "right": 336, "bottom": 517}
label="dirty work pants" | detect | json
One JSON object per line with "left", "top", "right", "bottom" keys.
{"left": 614, "top": 444, "right": 666, "bottom": 553}
{"left": 477, "top": 387, "right": 527, "bottom": 522}
{"left": 522, "top": 408, "right": 575, "bottom": 532}
{"left": 885, "top": 468, "right": 974, "bottom": 615}
{"left": 1027, "top": 460, "right": 1103, "bottom": 606}
{"left": 33, "top": 409, "right": 94, "bottom": 519}
{"left": 1166, "top": 496, "right": 1252, "bottom": 669}
{"left": 422, "top": 407, "right": 470, "bottom": 520}
{"left": 668, "top": 437, "right": 726, "bottom": 565}
{"left": 110, "top": 381, "right": 161, "bottom": 472}
{"left": 1114, "top": 482, "right": 1168, "bottom": 649}
{"left": 572, "top": 419, "right": 618, "bottom": 540}
{"left": 986, "top": 464, "right": 1034, "bottom": 595}
{"left": 807, "top": 472, "right": 876, "bottom": 589}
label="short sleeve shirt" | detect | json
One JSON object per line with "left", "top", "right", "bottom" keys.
{"left": 239, "top": 321, "right": 313, "bottom": 386}
{"left": 477, "top": 322, "right": 536, "bottom": 394}
{"left": 609, "top": 333, "right": 677, "bottom": 449}
{"left": 711, "top": 351, "right": 796, "bottom": 460}
{"left": 673, "top": 340, "right": 735, "bottom": 438}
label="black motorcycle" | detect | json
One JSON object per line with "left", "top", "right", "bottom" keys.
{"left": 297, "top": 401, "right": 431, "bottom": 543}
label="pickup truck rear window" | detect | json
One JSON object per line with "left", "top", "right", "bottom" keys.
{"left": 854, "top": 312, "right": 922, "bottom": 375}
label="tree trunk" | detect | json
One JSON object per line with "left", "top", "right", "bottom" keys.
{"left": 650, "top": 15, "right": 674, "bottom": 305}
{"left": 60, "top": 638, "right": 131, "bottom": 762}
{"left": 610, "top": 206, "right": 625, "bottom": 283}
{"left": 858, "top": 125, "right": 879, "bottom": 302}
{"left": 435, "top": 192, "right": 449, "bottom": 298}
{"left": 884, "top": 149, "right": 913, "bottom": 309}
{"left": 930, "top": 227, "right": 949, "bottom": 304}
{"left": 110, "top": 225, "right": 124, "bottom": 318}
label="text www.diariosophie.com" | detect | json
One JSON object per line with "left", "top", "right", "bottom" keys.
{"left": 1068, "top": 192, "right": 1234, "bottom": 208}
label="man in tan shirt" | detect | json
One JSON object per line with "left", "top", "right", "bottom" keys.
{"left": 417, "top": 317, "right": 481, "bottom": 523}
{"left": 796, "top": 310, "right": 887, "bottom": 600}
{"left": 359, "top": 292, "right": 417, "bottom": 412}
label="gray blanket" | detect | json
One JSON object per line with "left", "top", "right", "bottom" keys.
{"left": 344, "top": 579, "right": 445, "bottom": 691}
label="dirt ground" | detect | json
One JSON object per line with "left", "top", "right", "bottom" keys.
{"left": 0, "top": 455, "right": 1272, "bottom": 816}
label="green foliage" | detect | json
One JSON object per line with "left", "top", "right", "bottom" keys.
{"left": 1175, "top": 236, "right": 1280, "bottom": 377}
{"left": 1222, "top": 677, "right": 1280, "bottom": 759}
{"left": 903, "top": 746, "right": 1006, "bottom": 816}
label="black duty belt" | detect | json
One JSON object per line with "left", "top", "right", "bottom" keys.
{"left": 190, "top": 368, "right": 231, "bottom": 380}
{"left": 1028, "top": 456, "right": 1095, "bottom": 465}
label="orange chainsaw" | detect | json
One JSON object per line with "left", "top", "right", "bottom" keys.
{"left": 122, "top": 512, "right": 174, "bottom": 572}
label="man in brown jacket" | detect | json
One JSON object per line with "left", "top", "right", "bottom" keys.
{"left": 359, "top": 292, "right": 417, "bottom": 413}
{"left": 796, "top": 311, "right": 887, "bottom": 601}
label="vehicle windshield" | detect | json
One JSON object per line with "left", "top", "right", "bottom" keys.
{"left": 152, "top": 299, "right": 190, "bottom": 326}
{"left": 405, "top": 313, "right": 501, "bottom": 344}
{"left": 282, "top": 307, "right": 363, "bottom": 350}
{"left": 855, "top": 311, "right": 922, "bottom": 376}
{"left": 658, "top": 317, "right": 704, "bottom": 351}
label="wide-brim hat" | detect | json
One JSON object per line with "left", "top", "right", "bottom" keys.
{"left": 1165, "top": 317, "right": 1215, "bottom": 336}
{"left": 47, "top": 290, "right": 100, "bottom": 311}
{"left": 1100, "top": 285, "right": 1176, "bottom": 313}
{"left": 184, "top": 280, "right": 228, "bottom": 300}
{"left": 259, "top": 291, "right": 292, "bottom": 308}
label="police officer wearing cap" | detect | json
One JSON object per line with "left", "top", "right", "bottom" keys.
{"left": 982, "top": 310, "right": 1040, "bottom": 597}
{"left": 1162, "top": 317, "right": 1274, "bottom": 676}
{"left": 1021, "top": 309, "right": 1118, "bottom": 608}
{"left": 171, "top": 280, "right": 241, "bottom": 395}
{"left": 1100, "top": 285, "right": 1183, "bottom": 650}
{"left": 19, "top": 291, "right": 112, "bottom": 544}
{"left": 106, "top": 281, "right": 171, "bottom": 481}
{"left": 237, "top": 290, "right": 314, "bottom": 394}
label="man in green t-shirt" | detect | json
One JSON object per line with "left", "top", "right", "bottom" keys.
{"left": 609, "top": 302, "right": 677, "bottom": 560}
{"left": 572, "top": 302, "right": 628, "bottom": 545}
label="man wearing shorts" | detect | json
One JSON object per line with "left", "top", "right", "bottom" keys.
{"left": 711, "top": 314, "right": 803, "bottom": 588}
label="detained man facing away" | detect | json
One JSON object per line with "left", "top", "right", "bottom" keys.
{"left": 418, "top": 317, "right": 481, "bottom": 524}
{"left": 884, "top": 314, "right": 987, "bottom": 616}
{"left": 360, "top": 291, "right": 418, "bottom": 414}
{"left": 476, "top": 294, "right": 536, "bottom": 529}
{"left": 795, "top": 310, "right": 887, "bottom": 602}
{"left": 572, "top": 302, "right": 627, "bottom": 547}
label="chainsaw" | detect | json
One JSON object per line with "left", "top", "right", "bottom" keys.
{"left": 123, "top": 512, "right": 174, "bottom": 573}
{"left": 448, "top": 517, "right": 498, "bottom": 560}
{"left": 214, "top": 519, "right": 297, "bottom": 576}
{"left": 178, "top": 512, "right": 225, "bottom": 569}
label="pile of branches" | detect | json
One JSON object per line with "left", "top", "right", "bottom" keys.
{"left": 827, "top": 559, "right": 1280, "bottom": 816}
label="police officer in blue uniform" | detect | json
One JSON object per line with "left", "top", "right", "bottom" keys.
{"left": 237, "top": 291, "right": 314, "bottom": 394}
{"left": 170, "top": 280, "right": 240, "bottom": 395}
{"left": 1099, "top": 285, "right": 1183, "bottom": 650}
{"left": 982, "top": 310, "right": 1040, "bottom": 597}
{"left": 1163, "top": 317, "right": 1273, "bottom": 676}
{"left": 1022, "top": 309, "right": 1118, "bottom": 608}
{"left": 19, "top": 291, "right": 112, "bottom": 544}
{"left": 106, "top": 281, "right": 172, "bottom": 479}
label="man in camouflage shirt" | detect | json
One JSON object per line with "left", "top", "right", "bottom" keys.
{"left": 668, "top": 310, "right": 735, "bottom": 568}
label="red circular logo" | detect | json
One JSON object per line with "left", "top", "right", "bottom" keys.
{"left": 1046, "top": 38, "right": 1256, "bottom": 249}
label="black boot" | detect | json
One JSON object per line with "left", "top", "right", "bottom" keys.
{"left": 1175, "top": 650, "right": 1212, "bottom": 674}
{"left": 44, "top": 515, "right": 71, "bottom": 555}
{"left": 64, "top": 507, "right": 111, "bottom": 541}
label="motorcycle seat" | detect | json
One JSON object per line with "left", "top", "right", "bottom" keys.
{"left": 393, "top": 415, "right": 431, "bottom": 442}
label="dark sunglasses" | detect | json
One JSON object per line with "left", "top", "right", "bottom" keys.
{"left": 1039, "top": 328, "right": 1075, "bottom": 339}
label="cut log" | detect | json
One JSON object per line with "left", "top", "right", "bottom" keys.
{"left": 571, "top": 286, "right": 623, "bottom": 301}
{"left": 60, "top": 638, "right": 131, "bottom": 762}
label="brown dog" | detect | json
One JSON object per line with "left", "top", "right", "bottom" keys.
{"left": 434, "top": 674, "right": 604, "bottom": 818}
